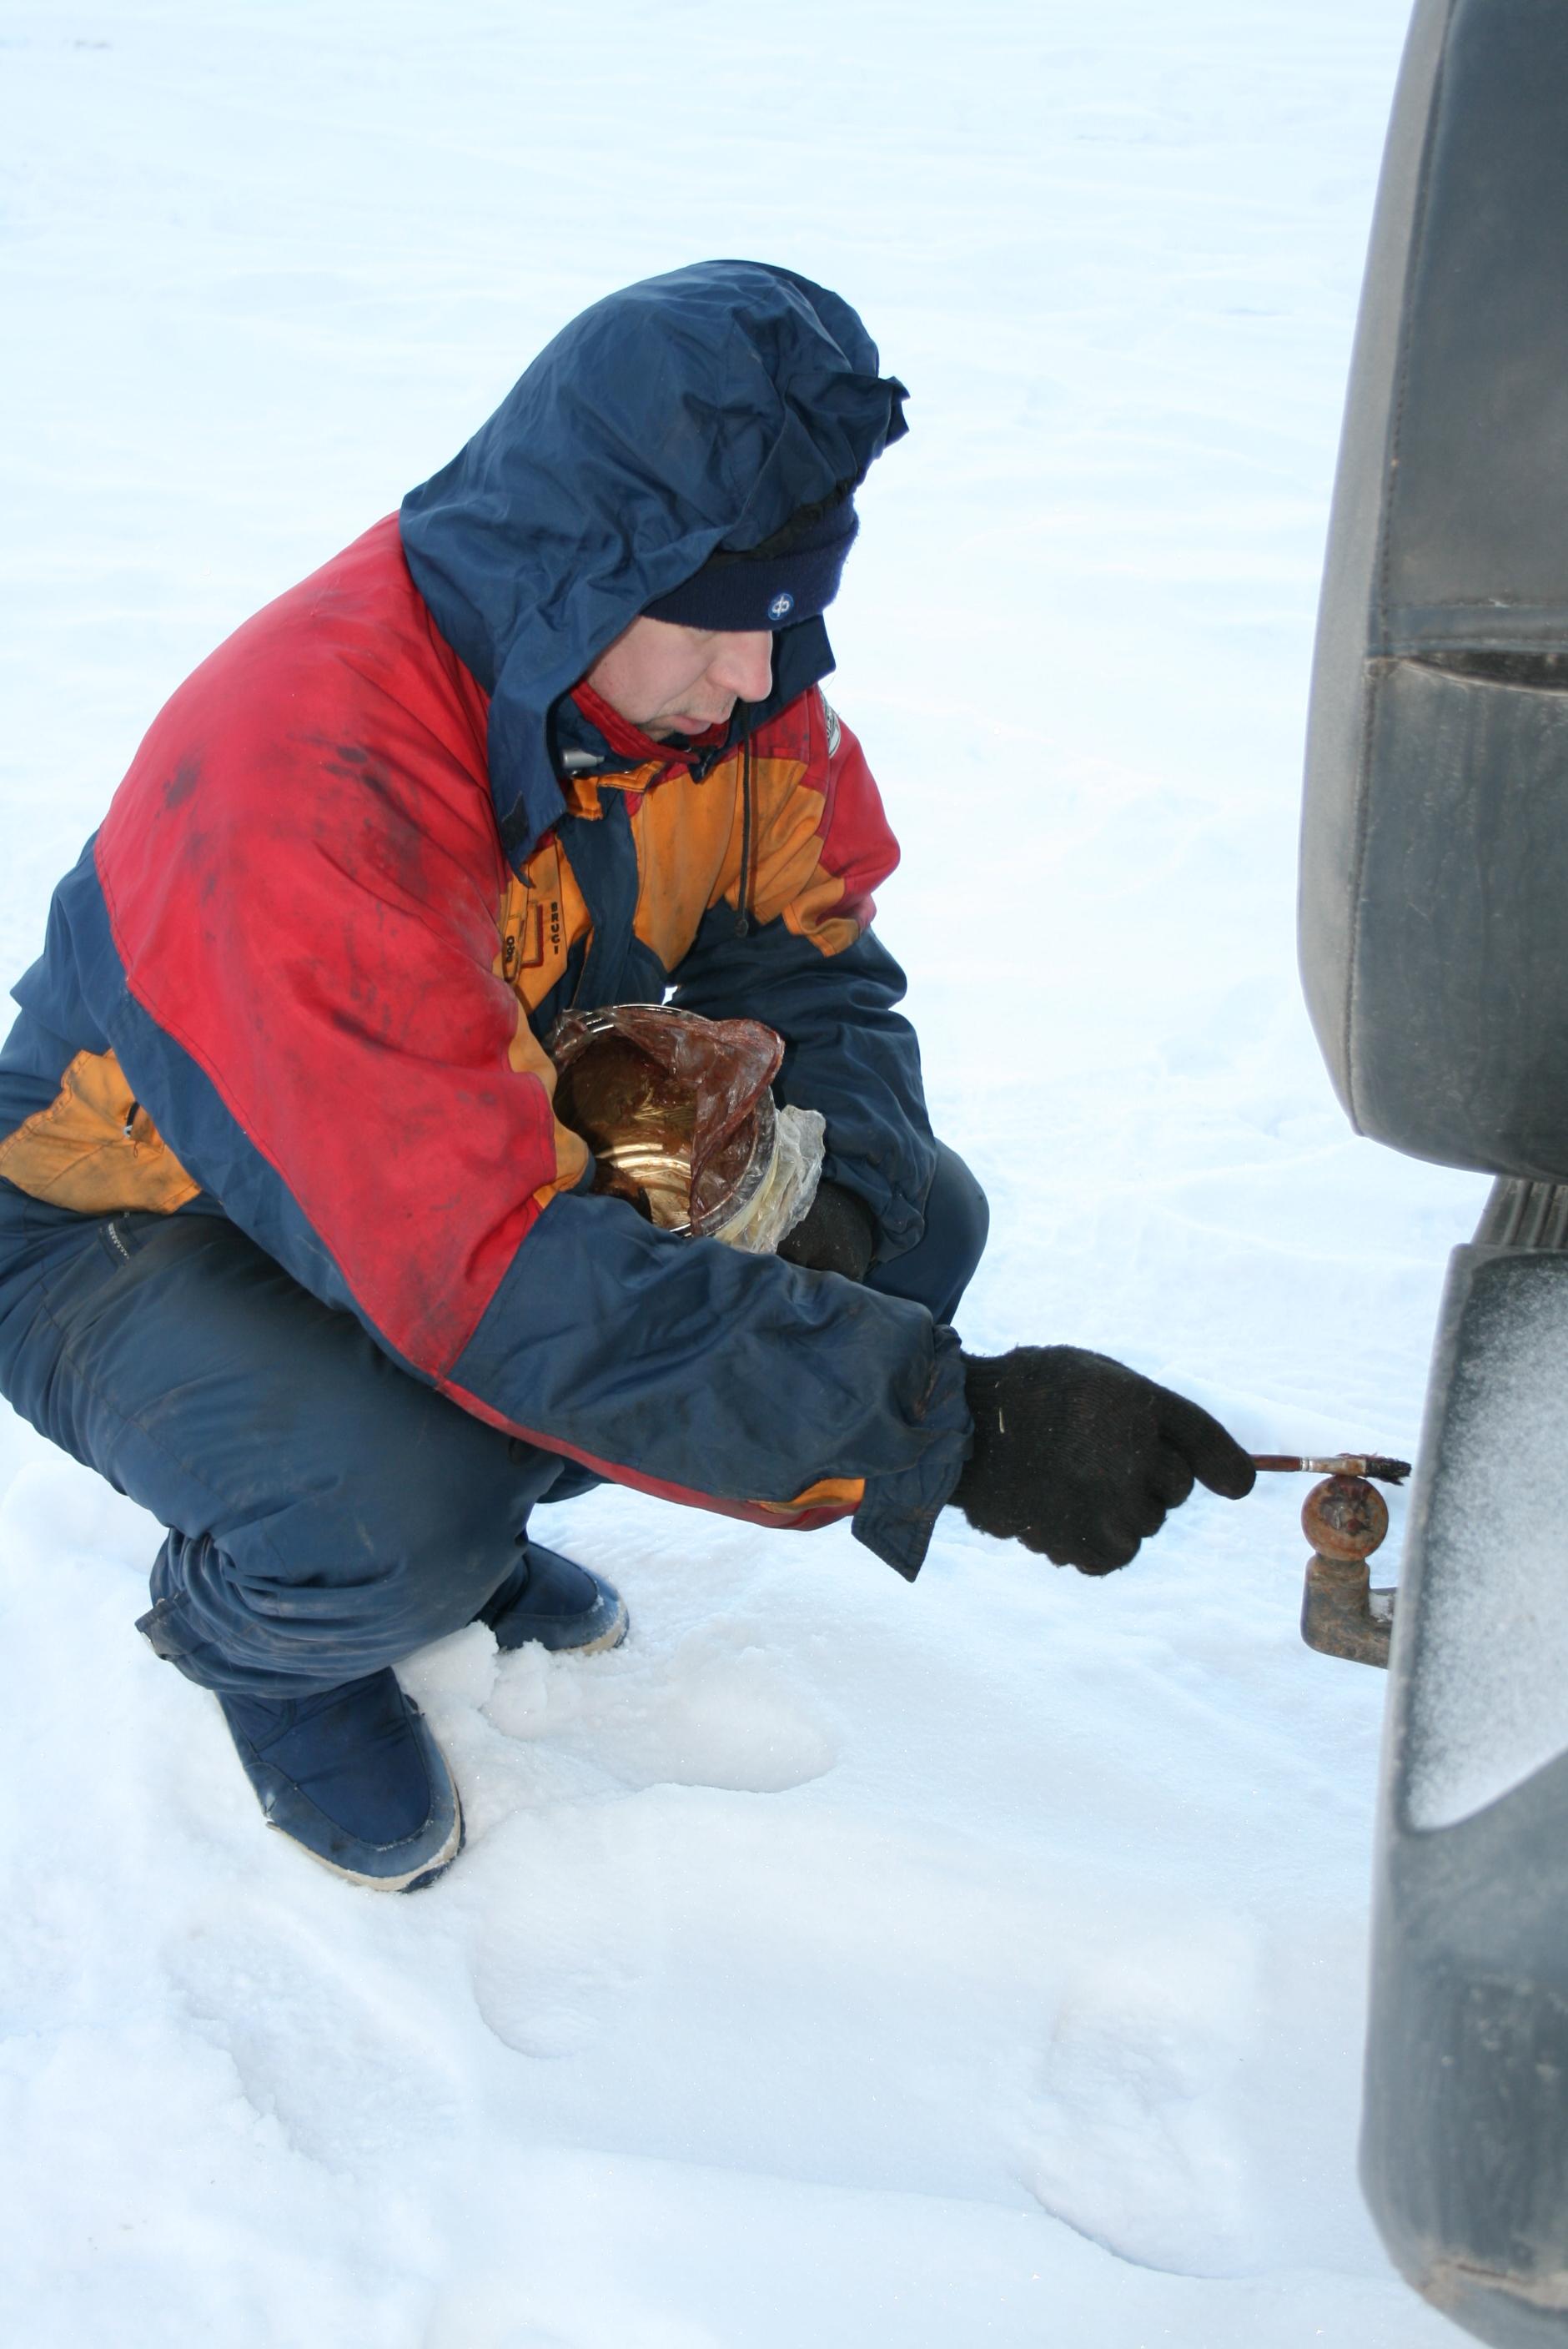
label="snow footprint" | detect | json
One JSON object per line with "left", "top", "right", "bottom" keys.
{"left": 462, "top": 1802, "right": 652, "bottom": 2060}
{"left": 485, "top": 1624, "right": 837, "bottom": 1796}
{"left": 164, "top": 1899, "right": 460, "bottom": 2168}
{"left": 1018, "top": 1924, "right": 1262, "bottom": 2276}
{"left": 467, "top": 1628, "right": 836, "bottom": 2059}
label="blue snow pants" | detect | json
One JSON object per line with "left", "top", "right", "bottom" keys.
{"left": 0, "top": 1149, "right": 987, "bottom": 1696}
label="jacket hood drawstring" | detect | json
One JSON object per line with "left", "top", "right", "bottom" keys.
{"left": 735, "top": 734, "right": 754, "bottom": 939}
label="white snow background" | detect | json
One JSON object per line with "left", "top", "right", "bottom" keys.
{"left": 0, "top": 4, "right": 1485, "bottom": 2344}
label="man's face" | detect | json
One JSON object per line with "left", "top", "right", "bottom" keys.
{"left": 582, "top": 617, "right": 775, "bottom": 741}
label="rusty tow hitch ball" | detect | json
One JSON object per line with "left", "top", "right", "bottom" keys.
{"left": 1252, "top": 1453, "right": 1407, "bottom": 1669}
{"left": 1299, "top": 1476, "right": 1395, "bottom": 1669}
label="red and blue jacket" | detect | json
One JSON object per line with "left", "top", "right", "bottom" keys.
{"left": 0, "top": 263, "right": 971, "bottom": 1575}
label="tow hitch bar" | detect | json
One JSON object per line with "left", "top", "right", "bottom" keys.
{"left": 1252, "top": 1454, "right": 1411, "bottom": 1670}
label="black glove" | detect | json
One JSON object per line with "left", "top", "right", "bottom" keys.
{"left": 777, "top": 1180, "right": 877, "bottom": 1280}
{"left": 952, "top": 1345, "right": 1254, "bottom": 1573}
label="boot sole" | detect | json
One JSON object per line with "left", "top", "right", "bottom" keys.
{"left": 494, "top": 1592, "right": 630, "bottom": 1657}
{"left": 565, "top": 1597, "right": 629, "bottom": 1657}
{"left": 273, "top": 1788, "right": 467, "bottom": 1894}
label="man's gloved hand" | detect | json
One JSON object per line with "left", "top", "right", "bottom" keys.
{"left": 777, "top": 1180, "right": 877, "bottom": 1281}
{"left": 952, "top": 1346, "right": 1255, "bottom": 1573}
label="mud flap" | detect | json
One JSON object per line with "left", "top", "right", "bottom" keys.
{"left": 1364, "top": 1219, "right": 1568, "bottom": 2344}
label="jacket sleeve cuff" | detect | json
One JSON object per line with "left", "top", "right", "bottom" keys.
{"left": 849, "top": 1325, "right": 972, "bottom": 1580}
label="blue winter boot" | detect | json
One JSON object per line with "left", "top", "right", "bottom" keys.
{"left": 477, "top": 1540, "right": 627, "bottom": 1655}
{"left": 218, "top": 1669, "right": 464, "bottom": 1892}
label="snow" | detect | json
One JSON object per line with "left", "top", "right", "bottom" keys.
{"left": 1404, "top": 1261, "right": 1568, "bottom": 1831}
{"left": 0, "top": 2, "right": 1485, "bottom": 2341}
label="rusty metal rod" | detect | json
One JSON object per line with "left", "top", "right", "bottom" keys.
{"left": 1253, "top": 1451, "right": 1411, "bottom": 1486}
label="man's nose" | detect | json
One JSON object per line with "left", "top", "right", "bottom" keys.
{"left": 711, "top": 631, "right": 775, "bottom": 706}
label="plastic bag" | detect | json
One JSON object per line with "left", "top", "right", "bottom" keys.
{"left": 547, "top": 1003, "right": 824, "bottom": 1254}
{"left": 712, "top": 1102, "right": 825, "bottom": 1253}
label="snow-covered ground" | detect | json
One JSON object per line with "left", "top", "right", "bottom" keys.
{"left": 0, "top": 4, "right": 1485, "bottom": 2342}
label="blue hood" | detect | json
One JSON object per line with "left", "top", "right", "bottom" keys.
{"left": 399, "top": 260, "right": 908, "bottom": 864}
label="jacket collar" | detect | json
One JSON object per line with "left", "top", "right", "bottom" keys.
{"left": 547, "top": 618, "right": 838, "bottom": 801}
{"left": 552, "top": 684, "right": 720, "bottom": 784}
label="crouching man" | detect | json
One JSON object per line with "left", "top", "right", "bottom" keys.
{"left": 0, "top": 263, "right": 1254, "bottom": 1890}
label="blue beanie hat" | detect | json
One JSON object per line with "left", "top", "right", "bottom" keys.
{"left": 643, "top": 492, "right": 859, "bottom": 632}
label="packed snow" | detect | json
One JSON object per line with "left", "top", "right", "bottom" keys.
{"left": 1, "top": 3, "right": 1488, "bottom": 2342}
